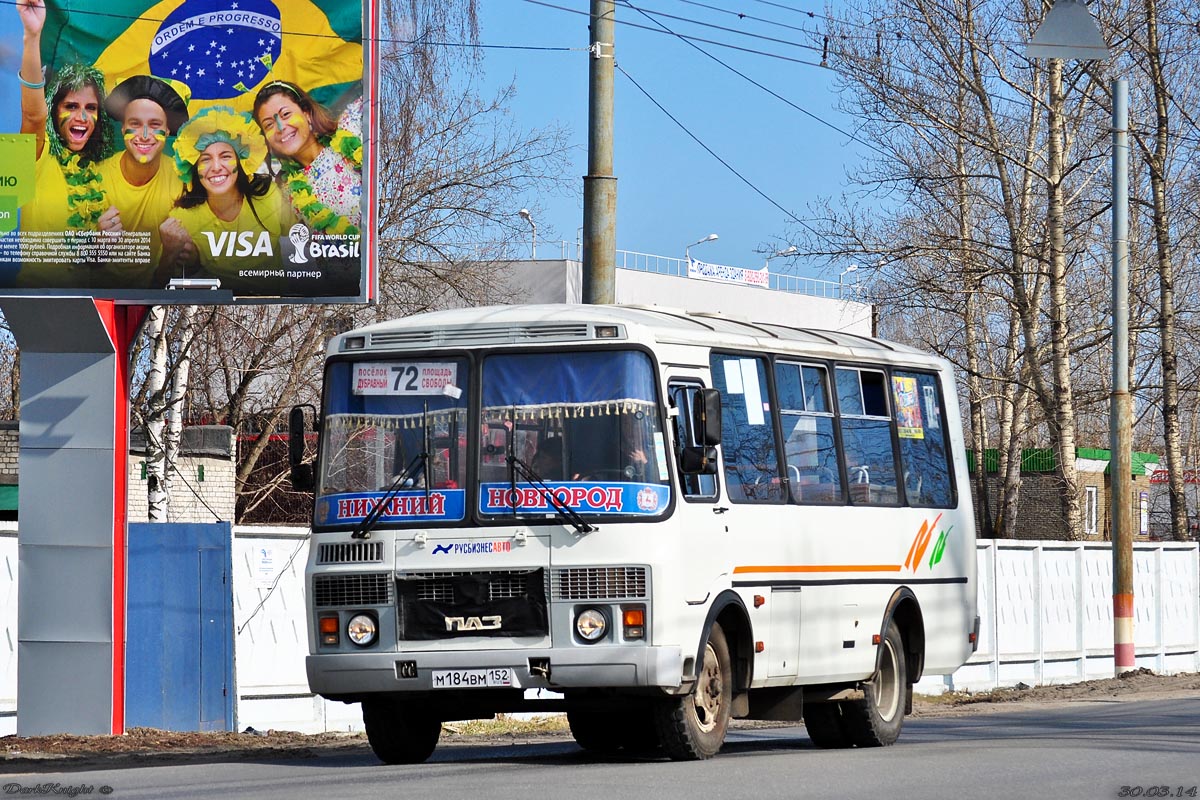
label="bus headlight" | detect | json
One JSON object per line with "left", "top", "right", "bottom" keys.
{"left": 347, "top": 613, "right": 378, "bottom": 647}
{"left": 575, "top": 608, "right": 608, "bottom": 642}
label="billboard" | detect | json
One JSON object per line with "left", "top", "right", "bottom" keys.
{"left": 0, "top": 0, "right": 377, "bottom": 302}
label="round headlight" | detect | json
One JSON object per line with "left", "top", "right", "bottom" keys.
{"left": 347, "top": 613, "right": 378, "bottom": 647}
{"left": 575, "top": 608, "right": 608, "bottom": 642}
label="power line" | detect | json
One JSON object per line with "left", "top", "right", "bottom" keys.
{"left": 615, "top": 62, "right": 824, "bottom": 238}
{"left": 612, "top": 0, "right": 892, "bottom": 159}
{"left": 520, "top": 0, "right": 827, "bottom": 66}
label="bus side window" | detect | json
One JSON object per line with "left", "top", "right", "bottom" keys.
{"left": 891, "top": 370, "right": 955, "bottom": 507}
{"left": 835, "top": 367, "right": 899, "bottom": 506}
{"left": 669, "top": 382, "right": 717, "bottom": 500}
{"left": 776, "top": 362, "right": 843, "bottom": 504}
{"left": 710, "top": 354, "right": 784, "bottom": 504}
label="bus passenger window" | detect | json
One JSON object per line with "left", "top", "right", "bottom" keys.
{"left": 892, "top": 371, "right": 954, "bottom": 507}
{"left": 669, "top": 383, "right": 717, "bottom": 499}
{"left": 710, "top": 354, "right": 784, "bottom": 503}
{"left": 776, "top": 362, "right": 842, "bottom": 504}
{"left": 836, "top": 367, "right": 899, "bottom": 506}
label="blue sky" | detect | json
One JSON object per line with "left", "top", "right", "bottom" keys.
{"left": 478, "top": 0, "right": 866, "bottom": 278}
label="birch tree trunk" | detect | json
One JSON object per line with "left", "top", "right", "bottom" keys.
{"left": 1045, "top": 58, "right": 1083, "bottom": 539}
{"left": 144, "top": 305, "right": 169, "bottom": 523}
{"left": 1142, "top": 0, "right": 1188, "bottom": 541}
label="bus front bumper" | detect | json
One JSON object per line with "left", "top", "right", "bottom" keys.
{"left": 307, "top": 644, "right": 684, "bottom": 696}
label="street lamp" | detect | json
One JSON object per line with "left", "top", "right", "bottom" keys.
{"left": 518, "top": 208, "right": 537, "bottom": 259}
{"left": 765, "top": 245, "right": 798, "bottom": 269}
{"left": 1027, "top": 0, "right": 1132, "bottom": 676}
{"left": 838, "top": 264, "right": 858, "bottom": 298}
{"left": 685, "top": 233, "right": 718, "bottom": 262}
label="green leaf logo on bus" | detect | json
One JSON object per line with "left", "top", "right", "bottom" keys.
{"left": 905, "top": 513, "right": 952, "bottom": 572}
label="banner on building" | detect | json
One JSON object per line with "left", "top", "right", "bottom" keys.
{"left": 0, "top": 0, "right": 377, "bottom": 302}
{"left": 686, "top": 256, "right": 770, "bottom": 288}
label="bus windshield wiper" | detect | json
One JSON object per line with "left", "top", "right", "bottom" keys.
{"left": 507, "top": 454, "right": 597, "bottom": 535}
{"left": 351, "top": 451, "right": 428, "bottom": 540}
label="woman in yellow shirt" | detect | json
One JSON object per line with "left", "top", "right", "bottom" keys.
{"left": 12, "top": 0, "right": 116, "bottom": 288}
{"left": 159, "top": 106, "right": 296, "bottom": 295}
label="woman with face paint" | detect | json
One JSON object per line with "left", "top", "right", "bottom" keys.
{"left": 94, "top": 75, "right": 190, "bottom": 288}
{"left": 253, "top": 81, "right": 362, "bottom": 235}
{"left": 14, "top": 0, "right": 116, "bottom": 286}
{"left": 159, "top": 106, "right": 298, "bottom": 294}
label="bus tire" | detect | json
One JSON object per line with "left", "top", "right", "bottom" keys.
{"left": 362, "top": 699, "right": 442, "bottom": 764}
{"left": 803, "top": 702, "right": 852, "bottom": 749}
{"left": 567, "top": 711, "right": 623, "bottom": 753}
{"left": 842, "top": 622, "right": 907, "bottom": 747}
{"left": 654, "top": 622, "right": 732, "bottom": 760}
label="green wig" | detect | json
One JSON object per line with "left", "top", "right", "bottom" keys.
{"left": 45, "top": 63, "right": 115, "bottom": 165}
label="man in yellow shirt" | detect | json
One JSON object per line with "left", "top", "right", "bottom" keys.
{"left": 94, "top": 76, "right": 190, "bottom": 289}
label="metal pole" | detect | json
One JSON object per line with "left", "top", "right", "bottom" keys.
{"left": 582, "top": 0, "right": 616, "bottom": 304}
{"left": 1110, "top": 78, "right": 1135, "bottom": 675}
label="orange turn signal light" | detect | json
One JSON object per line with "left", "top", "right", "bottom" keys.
{"left": 319, "top": 614, "right": 339, "bottom": 646}
{"left": 621, "top": 605, "right": 646, "bottom": 640}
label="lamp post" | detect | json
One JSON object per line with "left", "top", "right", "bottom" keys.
{"left": 1027, "top": 0, "right": 1132, "bottom": 676}
{"left": 685, "top": 233, "right": 718, "bottom": 262}
{"left": 838, "top": 264, "right": 858, "bottom": 299}
{"left": 518, "top": 208, "right": 537, "bottom": 259}
{"left": 765, "top": 245, "right": 798, "bottom": 269}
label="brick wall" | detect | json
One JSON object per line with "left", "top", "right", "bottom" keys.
{"left": 1, "top": 424, "right": 236, "bottom": 523}
{"left": 0, "top": 423, "right": 17, "bottom": 486}
{"left": 971, "top": 470, "right": 1156, "bottom": 540}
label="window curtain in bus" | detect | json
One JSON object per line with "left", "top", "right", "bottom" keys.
{"left": 482, "top": 351, "right": 657, "bottom": 415}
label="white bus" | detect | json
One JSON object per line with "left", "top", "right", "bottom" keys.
{"left": 291, "top": 303, "right": 979, "bottom": 763}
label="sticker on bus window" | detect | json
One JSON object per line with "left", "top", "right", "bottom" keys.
{"left": 892, "top": 376, "right": 925, "bottom": 439}
{"left": 317, "top": 489, "right": 467, "bottom": 525}
{"left": 923, "top": 385, "right": 941, "bottom": 430}
{"left": 352, "top": 362, "right": 459, "bottom": 396}
{"left": 652, "top": 432, "right": 669, "bottom": 477}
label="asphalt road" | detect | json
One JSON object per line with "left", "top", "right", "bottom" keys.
{"left": 4, "top": 698, "right": 1197, "bottom": 800}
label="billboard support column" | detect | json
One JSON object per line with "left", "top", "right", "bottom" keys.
{"left": 0, "top": 297, "right": 146, "bottom": 735}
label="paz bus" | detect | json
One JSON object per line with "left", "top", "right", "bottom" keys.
{"left": 290, "top": 303, "right": 979, "bottom": 763}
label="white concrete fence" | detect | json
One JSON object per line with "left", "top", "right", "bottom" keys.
{"left": 1, "top": 524, "right": 1197, "bottom": 735}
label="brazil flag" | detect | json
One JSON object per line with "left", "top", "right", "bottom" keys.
{"left": 40, "top": 0, "right": 362, "bottom": 114}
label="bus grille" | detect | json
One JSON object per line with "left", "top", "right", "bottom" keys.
{"left": 317, "top": 542, "right": 384, "bottom": 564}
{"left": 404, "top": 570, "right": 547, "bottom": 603}
{"left": 313, "top": 573, "right": 392, "bottom": 607}
{"left": 552, "top": 567, "right": 648, "bottom": 600}
{"left": 370, "top": 324, "right": 590, "bottom": 348}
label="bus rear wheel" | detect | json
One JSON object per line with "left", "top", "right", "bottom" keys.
{"left": 654, "top": 622, "right": 732, "bottom": 760}
{"left": 842, "top": 623, "right": 907, "bottom": 747}
{"left": 362, "top": 698, "right": 442, "bottom": 764}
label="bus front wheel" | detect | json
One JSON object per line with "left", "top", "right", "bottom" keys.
{"left": 654, "top": 622, "right": 732, "bottom": 760}
{"left": 842, "top": 622, "right": 907, "bottom": 747}
{"left": 362, "top": 698, "right": 442, "bottom": 764}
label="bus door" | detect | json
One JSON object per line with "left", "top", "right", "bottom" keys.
{"left": 667, "top": 377, "right": 729, "bottom": 604}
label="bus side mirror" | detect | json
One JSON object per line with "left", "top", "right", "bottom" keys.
{"left": 289, "top": 406, "right": 314, "bottom": 492}
{"left": 693, "top": 388, "right": 722, "bottom": 446}
{"left": 680, "top": 445, "right": 719, "bottom": 475}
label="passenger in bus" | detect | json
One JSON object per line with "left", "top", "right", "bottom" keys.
{"left": 531, "top": 436, "right": 566, "bottom": 481}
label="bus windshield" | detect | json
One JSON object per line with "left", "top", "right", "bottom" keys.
{"left": 478, "top": 350, "right": 671, "bottom": 519}
{"left": 316, "top": 357, "right": 469, "bottom": 527}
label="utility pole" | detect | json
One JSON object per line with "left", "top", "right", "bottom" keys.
{"left": 1110, "top": 79, "right": 1135, "bottom": 675}
{"left": 582, "top": 0, "right": 616, "bottom": 304}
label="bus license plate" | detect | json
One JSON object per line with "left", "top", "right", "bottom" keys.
{"left": 431, "top": 668, "right": 512, "bottom": 689}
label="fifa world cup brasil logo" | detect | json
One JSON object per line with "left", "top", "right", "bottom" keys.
{"left": 288, "top": 224, "right": 311, "bottom": 264}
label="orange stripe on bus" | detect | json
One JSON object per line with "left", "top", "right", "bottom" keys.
{"left": 734, "top": 564, "right": 902, "bottom": 574}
